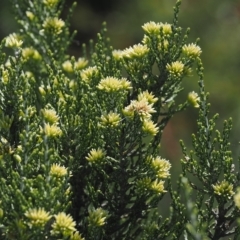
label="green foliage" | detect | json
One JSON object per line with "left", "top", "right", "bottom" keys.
{"left": 0, "top": 0, "right": 240, "bottom": 239}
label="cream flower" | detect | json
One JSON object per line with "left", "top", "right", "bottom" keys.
{"left": 50, "top": 163, "right": 67, "bottom": 177}
{"left": 25, "top": 208, "right": 52, "bottom": 226}
{"left": 86, "top": 148, "right": 105, "bottom": 163}
{"left": 166, "top": 61, "right": 185, "bottom": 77}
{"left": 142, "top": 21, "right": 161, "bottom": 35}
{"left": 142, "top": 119, "right": 159, "bottom": 136}
{"left": 100, "top": 112, "right": 121, "bottom": 127}
{"left": 42, "top": 123, "right": 62, "bottom": 137}
{"left": 51, "top": 212, "right": 76, "bottom": 236}
{"left": 182, "top": 43, "right": 202, "bottom": 58}
{"left": 149, "top": 156, "right": 171, "bottom": 178}
{"left": 97, "top": 77, "right": 131, "bottom": 92}
{"left": 112, "top": 50, "right": 124, "bottom": 60}
{"left": 123, "top": 99, "right": 156, "bottom": 119}
{"left": 188, "top": 91, "right": 200, "bottom": 108}
{"left": 122, "top": 44, "right": 149, "bottom": 58}
{"left": 43, "top": 17, "right": 65, "bottom": 34}
{"left": 151, "top": 179, "right": 166, "bottom": 194}
{"left": 159, "top": 23, "right": 172, "bottom": 35}
{"left": 142, "top": 22, "right": 172, "bottom": 36}
{"left": 80, "top": 66, "right": 98, "bottom": 82}
{"left": 42, "top": 108, "right": 59, "bottom": 124}
{"left": 138, "top": 90, "right": 158, "bottom": 104}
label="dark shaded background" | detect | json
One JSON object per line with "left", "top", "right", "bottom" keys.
{"left": 1, "top": 0, "right": 240, "bottom": 167}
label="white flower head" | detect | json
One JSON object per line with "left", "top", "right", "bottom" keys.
{"left": 182, "top": 43, "right": 202, "bottom": 58}
{"left": 159, "top": 23, "right": 172, "bottom": 35}
{"left": 86, "top": 148, "right": 105, "bottom": 163}
{"left": 41, "top": 108, "right": 59, "bottom": 124}
{"left": 112, "top": 50, "right": 124, "bottom": 61}
{"left": 122, "top": 44, "right": 149, "bottom": 59}
{"left": 50, "top": 163, "right": 68, "bottom": 177}
{"left": 142, "top": 119, "right": 159, "bottom": 136}
{"left": 142, "top": 21, "right": 161, "bottom": 35}
{"left": 138, "top": 90, "right": 158, "bottom": 104}
{"left": 25, "top": 208, "right": 52, "bottom": 227}
{"left": 123, "top": 99, "right": 156, "bottom": 119}
{"left": 166, "top": 61, "right": 185, "bottom": 78}
{"left": 100, "top": 112, "right": 121, "bottom": 127}
{"left": 97, "top": 77, "right": 131, "bottom": 92}
{"left": 51, "top": 212, "right": 76, "bottom": 236}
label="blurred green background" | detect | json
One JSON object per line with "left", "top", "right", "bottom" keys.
{"left": 1, "top": 0, "right": 240, "bottom": 167}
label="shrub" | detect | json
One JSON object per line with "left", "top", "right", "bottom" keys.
{"left": 0, "top": 0, "right": 239, "bottom": 239}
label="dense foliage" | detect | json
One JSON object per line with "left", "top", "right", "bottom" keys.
{"left": 0, "top": 0, "right": 240, "bottom": 239}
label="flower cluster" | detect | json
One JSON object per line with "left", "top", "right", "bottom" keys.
{"left": 150, "top": 179, "right": 166, "bottom": 194}
{"left": 42, "top": 123, "right": 62, "bottom": 138}
{"left": 142, "top": 119, "right": 158, "bottom": 136}
{"left": 166, "top": 61, "right": 185, "bottom": 78}
{"left": 142, "top": 21, "right": 172, "bottom": 36}
{"left": 42, "top": 107, "right": 59, "bottom": 125}
{"left": 100, "top": 112, "right": 121, "bottom": 127}
{"left": 149, "top": 156, "right": 171, "bottom": 179}
{"left": 112, "top": 50, "right": 124, "bottom": 61}
{"left": 86, "top": 148, "right": 105, "bottom": 163}
{"left": 25, "top": 208, "right": 52, "bottom": 227}
{"left": 80, "top": 66, "right": 98, "bottom": 82}
{"left": 50, "top": 163, "right": 68, "bottom": 177}
{"left": 62, "top": 58, "right": 88, "bottom": 73}
{"left": 2, "top": 0, "right": 233, "bottom": 239}
{"left": 123, "top": 91, "right": 159, "bottom": 136}
{"left": 97, "top": 77, "right": 132, "bottom": 92}
{"left": 123, "top": 99, "right": 156, "bottom": 119}
{"left": 136, "top": 156, "right": 171, "bottom": 195}
{"left": 136, "top": 156, "right": 171, "bottom": 194}
{"left": 122, "top": 44, "right": 149, "bottom": 59}
{"left": 137, "top": 90, "right": 158, "bottom": 104}
{"left": 182, "top": 43, "right": 202, "bottom": 58}
{"left": 40, "top": 106, "right": 62, "bottom": 137}
{"left": 51, "top": 212, "right": 77, "bottom": 237}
